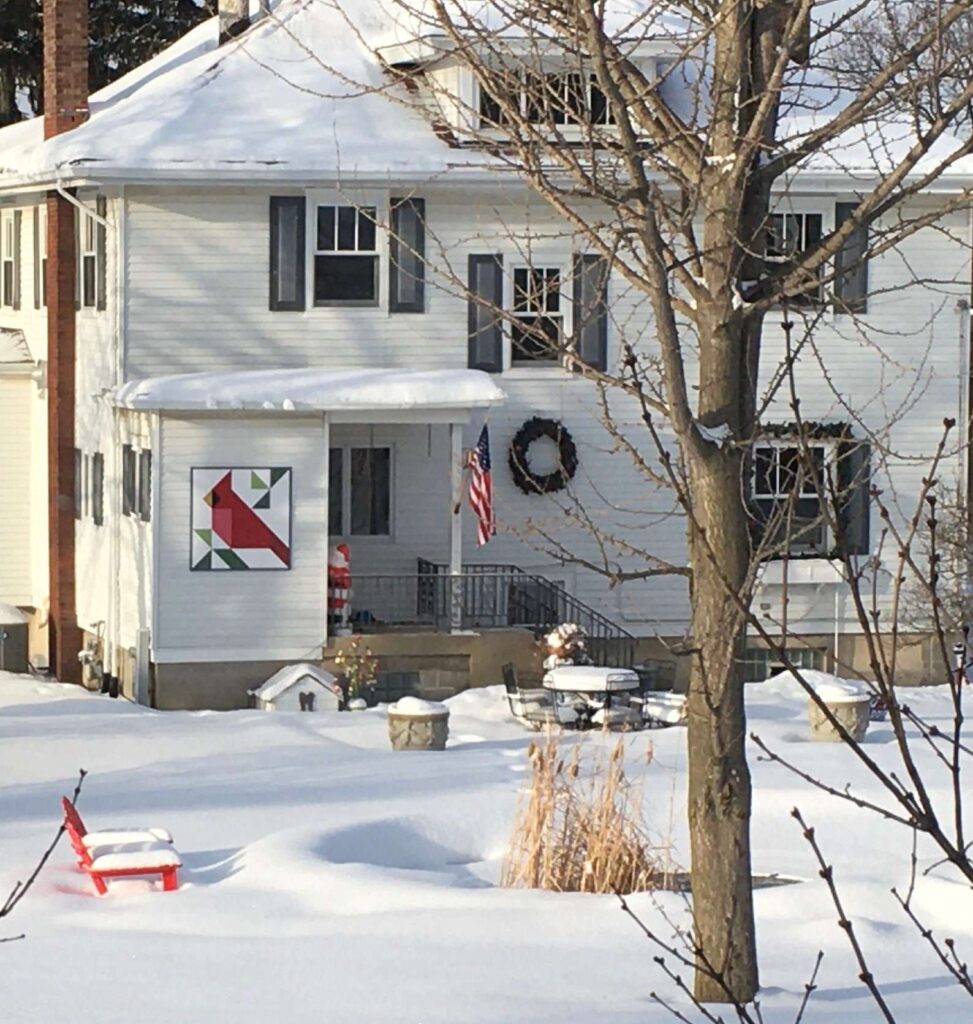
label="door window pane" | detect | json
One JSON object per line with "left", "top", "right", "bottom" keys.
{"left": 350, "top": 447, "right": 390, "bottom": 536}
{"left": 329, "top": 447, "right": 343, "bottom": 536}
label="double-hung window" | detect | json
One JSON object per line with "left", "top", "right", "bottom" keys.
{"left": 314, "top": 204, "right": 378, "bottom": 305}
{"left": 753, "top": 443, "right": 829, "bottom": 553}
{"left": 1, "top": 212, "right": 15, "bottom": 308}
{"left": 766, "top": 212, "right": 823, "bottom": 304}
{"left": 511, "top": 266, "right": 563, "bottom": 364}
{"left": 328, "top": 446, "right": 391, "bottom": 537}
{"left": 80, "top": 209, "right": 98, "bottom": 308}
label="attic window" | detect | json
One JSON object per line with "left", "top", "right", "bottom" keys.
{"left": 479, "top": 72, "right": 613, "bottom": 129}
{"left": 314, "top": 205, "right": 379, "bottom": 306}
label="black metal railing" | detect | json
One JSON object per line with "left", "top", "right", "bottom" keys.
{"left": 341, "top": 560, "right": 639, "bottom": 667}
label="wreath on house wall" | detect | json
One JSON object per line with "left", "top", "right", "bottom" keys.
{"left": 508, "top": 417, "right": 578, "bottom": 494}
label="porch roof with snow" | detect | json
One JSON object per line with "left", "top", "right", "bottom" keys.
{"left": 111, "top": 367, "right": 505, "bottom": 421}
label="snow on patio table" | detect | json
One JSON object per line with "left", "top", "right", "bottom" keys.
{"left": 0, "top": 672, "right": 971, "bottom": 1022}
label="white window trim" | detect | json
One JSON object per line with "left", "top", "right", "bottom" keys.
{"left": 752, "top": 441, "right": 831, "bottom": 500}
{"left": 38, "top": 203, "right": 47, "bottom": 308}
{"left": 78, "top": 202, "right": 100, "bottom": 311}
{"left": 503, "top": 257, "right": 574, "bottom": 374}
{"left": 0, "top": 210, "right": 15, "bottom": 308}
{"left": 766, "top": 201, "right": 841, "bottom": 312}
{"left": 328, "top": 443, "right": 395, "bottom": 542}
{"left": 305, "top": 190, "right": 388, "bottom": 312}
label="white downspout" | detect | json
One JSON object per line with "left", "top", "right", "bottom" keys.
{"left": 109, "top": 190, "right": 127, "bottom": 690}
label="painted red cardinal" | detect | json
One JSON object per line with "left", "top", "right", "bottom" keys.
{"left": 205, "top": 472, "right": 289, "bottom": 566}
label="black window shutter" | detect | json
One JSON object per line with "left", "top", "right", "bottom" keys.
{"left": 12, "top": 210, "right": 21, "bottom": 311}
{"left": 834, "top": 202, "right": 869, "bottom": 314}
{"left": 122, "top": 444, "right": 135, "bottom": 516}
{"left": 468, "top": 254, "right": 504, "bottom": 372}
{"left": 92, "top": 452, "right": 105, "bottom": 526}
{"left": 389, "top": 197, "right": 425, "bottom": 313}
{"left": 73, "top": 448, "right": 83, "bottom": 520}
{"left": 837, "top": 439, "right": 871, "bottom": 555}
{"left": 138, "top": 450, "right": 152, "bottom": 523}
{"left": 572, "top": 253, "right": 608, "bottom": 371}
{"left": 32, "top": 207, "right": 39, "bottom": 310}
{"left": 96, "top": 195, "right": 107, "bottom": 311}
{"left": 269, "top": 196, "right": 306, "bottom": 311}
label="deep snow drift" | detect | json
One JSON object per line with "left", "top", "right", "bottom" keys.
{"left": 0, "top": 672, "right": 970, "bottom": 1022}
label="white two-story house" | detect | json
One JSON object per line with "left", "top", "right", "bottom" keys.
{"left": 0, "top": 0, "right": 970, "bottom": 707}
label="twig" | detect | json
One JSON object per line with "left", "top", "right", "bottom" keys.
{"left": 792, "top": 807, "right": 897, "bottom": 1023}
{"left": 0, "top": 769, "right": 87, "bottom": 940}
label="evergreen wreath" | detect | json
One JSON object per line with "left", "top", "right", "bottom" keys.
{"left": 508, "top": 417, "right": 578, "bottom": 494}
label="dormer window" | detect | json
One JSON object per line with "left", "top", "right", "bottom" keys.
{"left": 479, "top": 72, "right": 613, "bottom": 129}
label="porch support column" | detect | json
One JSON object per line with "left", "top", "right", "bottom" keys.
{"left": 449, "top": 422, "right": 464, "bottom": 633}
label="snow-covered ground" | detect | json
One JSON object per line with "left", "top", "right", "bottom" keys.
{"left": 0, "top": 671, "right": 970, "bottom": 1023}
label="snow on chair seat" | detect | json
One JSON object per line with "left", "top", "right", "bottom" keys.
{"left": 61, "top": 796, "right": 181, "bottom": 895}
{"left": 84, "top": 847, "right": 182, "bottom": 895}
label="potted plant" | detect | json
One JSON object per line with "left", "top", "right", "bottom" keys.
{"left": 334, "top": 638, "right": 379, "bottom": 710}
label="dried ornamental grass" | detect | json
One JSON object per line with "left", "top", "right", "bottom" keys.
{"left": 502, "top": 734, "right": 668, "bottom": 894}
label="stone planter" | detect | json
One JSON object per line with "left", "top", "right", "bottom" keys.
{"left": 808, "top": 681, "right": 871, "bottom": 742}
{"left": 387, "top": 697, "right": 450, "bottom": 751}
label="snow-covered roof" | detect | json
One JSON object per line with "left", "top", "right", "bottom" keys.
{"left": 0, "top": 329, "right": 32, "bottom": 365}
{"left": 249, "top": 662, "right": 339, "bottom": 702}
{"left": 0, "top": 0, "right": 487, "bottom": 187}
{"left": 0, "top": 0, "right": 969, "bottom": 189}
{"left": 112, "top": 367, "right": 506, "bottom": 414}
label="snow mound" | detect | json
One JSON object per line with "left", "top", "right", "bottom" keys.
{"left": 229, "top": 817, "right": 498, "bottom": 915}
{"left": 444, "top": 684, "right": 513, "bottom": 722}
{"left": 758, "top": 668, "right": 871, "bottom": 702}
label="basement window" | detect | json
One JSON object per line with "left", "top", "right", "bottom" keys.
{"left": 313, "top": 205, "right": 379, "bottom": 306}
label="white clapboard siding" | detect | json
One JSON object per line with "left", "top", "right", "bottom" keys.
{"left": 121, "top": 185, "right": 971, "bottom": 635}
{"left": 154, "top": 416, "right": 329, "bottom": 660}
{"left": 0, "top": 379, "right": 32, "bottom": 606}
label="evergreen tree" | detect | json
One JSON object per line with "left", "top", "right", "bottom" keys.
{"left": 0, "top": 1, "right": 210, "bottom": 126}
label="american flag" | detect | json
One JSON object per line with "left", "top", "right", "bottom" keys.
{"left": 468, "top": 424, "right": 495, "bottom": 546}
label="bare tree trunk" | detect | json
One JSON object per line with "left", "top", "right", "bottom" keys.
{"left": 687, "top": 448, "right": 758, "bottom": 1001}
{"left": 683, "top": 299, "right": 760, "bottom": 1000}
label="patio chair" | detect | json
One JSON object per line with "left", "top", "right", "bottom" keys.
{"left": 502, "top": 662, "right": 557, "bottom": 730}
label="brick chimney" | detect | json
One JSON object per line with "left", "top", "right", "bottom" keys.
{"left": 43, "top": 0, "right": 89, "bottom": 139}
{"left": 43, "top": 0, "right": 87, "bottom": 684}
{"left": 219, "top": 0, "right": 250, "bottom": 44}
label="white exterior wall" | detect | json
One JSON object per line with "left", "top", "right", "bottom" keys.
{"left": 0, "top": 202, "right": 49, "bottom": 611}
{"left": 121, "top": 185, "right": 971, "bottom": 641}
{"left": 0, "top": 377, "right": 33, "bottom": 605}
{"left": 75, "top": 193, "right": 121, "bottom": 642}
{"left": 154, "top": 415, "right": 329, "bottom": 661}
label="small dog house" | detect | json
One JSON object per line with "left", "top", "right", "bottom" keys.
{"left": 249, "top": 663, "right": 341, "bottom": 712}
